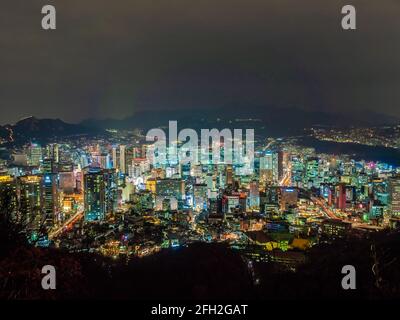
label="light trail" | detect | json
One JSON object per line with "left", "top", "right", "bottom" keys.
{"left": 48, "top": 211, "right": 84, "bottom": 240}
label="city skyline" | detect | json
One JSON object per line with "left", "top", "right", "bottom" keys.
{"left": 1, "top": 1, "right": 400, "bottom": 304}
{"left": 1, "top": 122, "right": 400, "bottom": 300}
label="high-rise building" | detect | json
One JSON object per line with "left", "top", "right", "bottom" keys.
{"left": 389, "top": 175, "right": 400, "bottom": 216}
{"left": 124, "top": 146, "right": 135, "bottom": 175}
{"left": 225, "top": 165, "right": 233, "bottom": 186}
{"left": 260, "top": 153, "right": 273, "bottom": 185}
{"left": 305, "top": 157, "right": 319, "bottom": 187}
{"left": 58, "top": 163, "right": 75, "bottom": 194}
{"left": 274, "top": 151, "right": 284, "bottom": 183}
{"left": 154, "top": 178, "right": 184, "bottom": 210}
{"left": 12, "top": 153, "right": 28, "bottom": 166}
{"left": 335, "top": 183, "right": 347, "bottom": 210}
{"left": 181, "top": 163, "right": 191, "bottom": 179}
{"left": 0, "top": 175, "right": 17, "bottom": 214}
{"left": 249, "top": 180, "right": 260, "bottom": 210}
{"left": 103, "top": 169, "right": 118, "bottom": 215}
{"left": 112, "top": 146, "right": 120, "bottom": 171}
{"left": 260, "top": 151, "right": 282, "bottom": 185}
{"left": 193, "top": 183, "right": 208, "bottom": 212}
{"left": 280, "top": 187, "right": 298, "bottom": 211}
{"left": 84, "top": 167, "right": 106, "bottom": 221}
{"left": 42, "top": 173, "right": 59, "bottom": 227}
{"left": 46, "top": 143, "right": 59, "bottom": 163}
{"left": 112, "top": 145, "right": 133, "bottom": 175}
{"left": 119, "top": 145, "right": 126, "bottom": 174}
{"left": 84, "top": 167, "right": 117, "bottom": 221}
{"left": 291, "top": 156, "right": 304, "bottom": 187}
{"left": 42, "top": 158, "right": 56, "bottom": 174}
{"left": 222, "top": 195, "right": 240, "bottom": 214}
{"left": 18, "top": 175, "right": 43, "bottom": 228}
{"left": 27, "top": 143, "right": 42, "bottom": 167}
{"left": 156, "top": 179, "right": 184, "bottom": 199}
{"left": 93, "top": 153, "right": 110, "bottom": 169}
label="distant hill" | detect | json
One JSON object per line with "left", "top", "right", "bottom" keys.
{"left": 80, "top": 104, "right": 399, "bottom": 136}
{"left": 0, "top": 126, "right": 9, "bottom": 140}
{"left": 1, "top": 116, "right": 105, "bottom": 145}
{"left": 2, "top": 105, "right": 397, "bottom": 145}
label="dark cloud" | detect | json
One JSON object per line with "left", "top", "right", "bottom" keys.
{"left": 0, "top": 0, "right": 399, "bottom": 124}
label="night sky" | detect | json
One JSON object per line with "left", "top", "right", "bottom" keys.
{"left": 1, "top": 0, "right": 399, "bottom": 124}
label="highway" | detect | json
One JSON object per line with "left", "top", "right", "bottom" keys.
{"left": 279, "top": 162, "right": 292, "bottom": 187}
{"left": 48, "top": 210, "right": 84, "bottom": 240}
{"left": 310, "top": 195, "right": 383, "bottom": 230}
{"left": 262, "top": 140, "right": 274, "bottom": 152}
{"left": 310, "top": 196, "right": 341, "bottom": 220}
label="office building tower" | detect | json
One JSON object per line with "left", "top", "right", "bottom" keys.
{"left": 84, "top": 167, "right": 117, "bottom": 221}
{"left": 42, "top": 173, "right": 59, "bottom": 227}
{"left": 335, "top": 184, "right": 347, "bottom": 210}
{"left": 260, "top": 151, "right": 282, "bottom": 185}
{"left": 119, "top": 145, "right": 126, "bottom": 174}
{"left": 28, "top": 143, "right": 42, "bottom": 166}
{"left": 389, "top": 175, "right": 400, "bottom": 216}
{"left": 193, "top": 183, "right": 208, "bottom": 212}
{"left": 226, "top": 165, "right": 233, "bottom": 186}
{"left": 84, "top": 167, "right": 106, "bottom": 221}
{"left": 18, "top": 175, "right": 43, "bottom": 228}
{"left": 42, "top": 158, "right": 56, "bottom": 174}
{"left": 46, "top": 143, "right": 59, "bottom": 163}
{"left": 305, "top": 157, "right": 319, "bottom": 187}
{"left": 249, "top": 180, "right": 260, "bottom": 211}
{"left": 280, "top": 187, "right": 298, "bottom": 211}
{"left": 112, "top": 146, "right": 120, "bottom": 170}
{"left": 0, "top": 175, "right": 17, "bottom": 214}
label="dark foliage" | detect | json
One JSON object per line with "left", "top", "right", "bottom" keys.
{"left": 1, "top": 191, "right": 400, "bottom": 300}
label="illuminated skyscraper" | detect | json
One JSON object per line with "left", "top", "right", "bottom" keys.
{"left": 27, "top": 143, "right": 42, "bottom": 166}
{"left": 225, "top": 165, "right": 233, "bottom": 186}
{"left": 112, "top": 146, "right": 120, "bottom": 170}
{"left": 305, "top": 157, "right": 319, "bottom": 187}
{"left": 154, "top": 178, "right": 184, "bottom": 211}
{"left": 280, "top": 187, "right": 298, "bottom": 211}
{"left": 389, "top": 175, "right": 400, "bottom": 216}
{"left": 42, "top": 173, "right": 59, "bottom": 227}
{"left": 18, "top": 175, "right": 43, "bottom": 228}
{"left": 180, "top": 163, "right": 191, "bottom": 179}
{"left": 84, "top": 167, "right": 117, "bottom": 221}
{"left": 58, "top": 163, "right": 75, "bottom": 194}
{"left": 335, "top": 183, "right": 347, "bottom": 210}
{"left": 260, "top": 151, "right": 282, "bottom": 185}
{"left": 46, "top": 143, "right": 59, "bottom": 163}
{"left": 59, "top": 172, "right": 75, "bottom": 194}
{"left": 119, "top": 145, "right": 126, "bottom": 174}
{"left": 0, "top": 175, "right": 17, "bottom": 214}
{"left": 156, "top": 179, "right": 184, "bottom": 199}
{"left": 249, "top": 180, "right": 260, "bottom": 211}
{"left": 103, "top": 169, "right": 118, "bottom": 215}
{"left": 111, "top": 145, "right": 133, "bottom": 175}
{"left": 291, "top": 156, "right": 304, "bottom": 187}
{"left": 260, "top": 153, "right": 273, "bottom": 185}
{"left": 193, "top": 183, "right": 208, "bottom": 212}
{"left": 84, "top": 167, "right": 105, "bottom": 221}
{"left": 124, "top": 146, "right": 135, "bottom": 175}
{"left": 42, "top": 158, "right": 56, "bottom": 174}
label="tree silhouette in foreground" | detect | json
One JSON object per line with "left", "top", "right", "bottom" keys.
{"left": 1, "top": 188, "right": 400, "bottom": 300}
